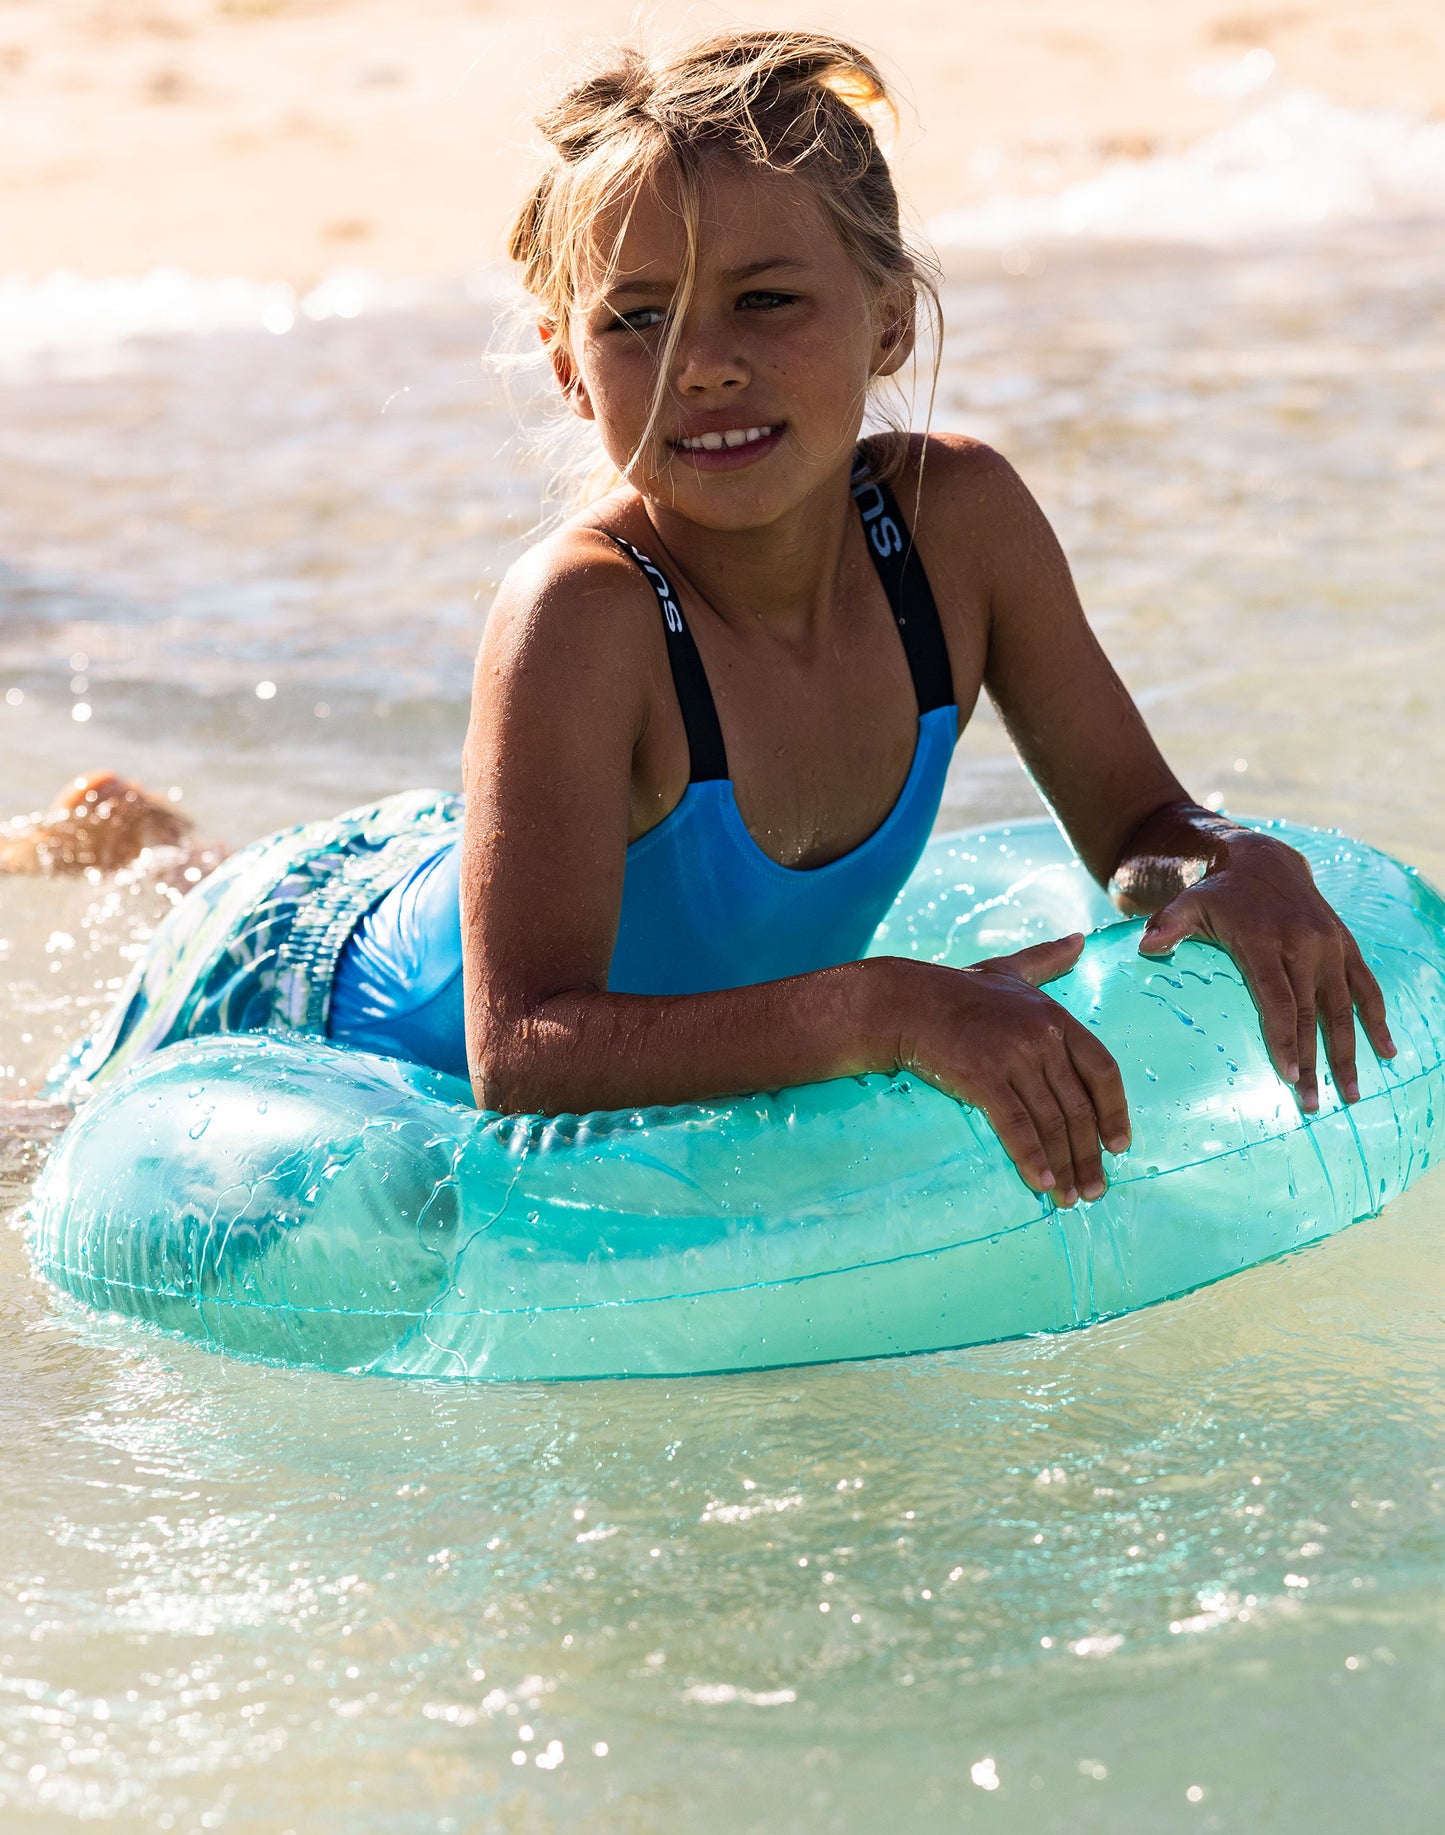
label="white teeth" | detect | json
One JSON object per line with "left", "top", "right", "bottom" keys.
{"left": 679, "top": 425, "right": 774, "bottom": 452}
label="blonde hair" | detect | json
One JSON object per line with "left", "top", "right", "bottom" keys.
{"left": 507, "top": 30, "right": 941, "bottom": 500}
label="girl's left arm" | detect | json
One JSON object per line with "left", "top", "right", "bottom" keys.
{"left": 930, "top": 438, "right": 1396, "bottom": 1112}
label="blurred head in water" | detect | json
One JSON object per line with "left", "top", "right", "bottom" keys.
{"left": 0, "top": 772, "right": 193, "bottom": 875}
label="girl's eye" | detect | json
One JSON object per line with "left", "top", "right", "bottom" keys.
{"left": 611, "top": 306, "right": 666, "bottom": 333}
{"left": 604, "top": 291, "right": 797, "bottom": 332}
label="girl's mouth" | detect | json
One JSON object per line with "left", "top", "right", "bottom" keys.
{"left": 670, "top": 424, "right": 784, "bottom": 471}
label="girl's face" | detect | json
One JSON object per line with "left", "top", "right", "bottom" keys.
{"left": 555, "top": 158, "right": 910, "bottom": 531}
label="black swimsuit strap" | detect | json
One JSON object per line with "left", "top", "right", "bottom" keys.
{"left": 608, "top": 463, "right": 954, "bottom": 787}
{"left": 608, "top": 534, "right": 729, "bottom": 783}
{"left": 849, "top": 457, "right": 956, "bottom": 715}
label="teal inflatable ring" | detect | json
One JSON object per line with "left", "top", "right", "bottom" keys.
{"left": 27, "top": 818, "right": 1445, "bottom": 1380}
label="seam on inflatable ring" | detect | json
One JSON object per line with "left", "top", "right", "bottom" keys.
{"left": 33, "top": 1064, "right": 1436, "bottom": 1317}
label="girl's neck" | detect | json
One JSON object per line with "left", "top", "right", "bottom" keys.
{"left": 636, "top": 458, "right": 859, "bottom": 645}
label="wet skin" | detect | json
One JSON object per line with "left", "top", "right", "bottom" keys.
{"left": 10, "top": 169, "right": 1395, "bottom": 1201}
{"left": 457, "top": 157, "right": 1395, "bottom": 1201}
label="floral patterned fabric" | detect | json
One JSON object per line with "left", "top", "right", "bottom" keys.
{"left": 51, "top": 789, "right": 463, "bottom": 1101}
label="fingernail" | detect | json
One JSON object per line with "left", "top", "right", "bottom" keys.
{"left": 1081, "top": 1178, "right": 1106, "bottom": 1201}
{"left": 1059, "top": 1187, "right": 1079, "bottom": 1208}
{"left": 1301, "top": 1091, "right": 1318, "bottom": 1113}
{"left": 1284, "top": 1061, "right": 1299, "bottom": 1084}
{"left": 1343, "top": 1079, "right": 1359, "bottom": 1102}
{"left": 1105, "top": 1133, "right": 1130, "bottom": 1154}
{"left": 1037, "top": 1170, "right": 1055, "bottom": 1190}
{"left": 1383, "top": 1037, "right": 1398, "bottom": 1057}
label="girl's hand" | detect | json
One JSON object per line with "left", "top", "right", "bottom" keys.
{"left": 892, "top": 936, "right": 1131, "bottom": 1206}
{"left": 1137, "top": 835, "right": 1397, "bottom": 1112}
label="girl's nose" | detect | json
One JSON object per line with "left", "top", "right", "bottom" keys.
{"left": 673, "top": 320, "right": 749, "bottom": 394}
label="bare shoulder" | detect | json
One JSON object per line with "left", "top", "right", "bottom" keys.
{"left": 903, "top": 433, "right": 1062, "bottom": 587}
{"left": 905, "top": 433, "right": 1036, "bottom": 526}
{"left": 474, "top": 509, "right": 668, "bottom": 735}
{"left": 483, "top": 514, "right": 658, "bottom": 669}
{"left": 856, "top": 432, "right": 1047, "bottom": 606}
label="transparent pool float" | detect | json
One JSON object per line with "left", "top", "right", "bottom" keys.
{"left": 27, "top": 818, "right": 1445, "bottom": 1379}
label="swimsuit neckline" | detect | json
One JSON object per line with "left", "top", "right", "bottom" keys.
{"left": 630, "top": 703, "right": 957, "bottom": 879}
{"left": 613, "top": 451, "right": 958, "bottom": 877}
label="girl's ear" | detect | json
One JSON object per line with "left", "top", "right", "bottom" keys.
{"left": 872, "top": 285, "right": 916, "bottom": 379}
{"left": 538, "top": 321, "right": 596, "bottom": 422}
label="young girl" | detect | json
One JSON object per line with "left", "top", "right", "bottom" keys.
{"left": 42, "top": 31, "right": 1392, "bottom": 1210}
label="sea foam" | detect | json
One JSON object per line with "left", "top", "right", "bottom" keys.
{"left": 0, "top": 267, "right": 402, "bottom": 370}
{"left": 931, "top": 88, "right": 1445, "bottom": 248}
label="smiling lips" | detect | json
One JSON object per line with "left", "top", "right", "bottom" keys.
{"left": 670, "top": 423, "right": 784, "bottom": 470}
{"left": 676, "top": 424, "right": 777, "bottom": 452}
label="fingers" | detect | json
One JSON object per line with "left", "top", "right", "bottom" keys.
{"left": 1126, "top": 837, "right": 1399, "bottom": 1112}
{"left": 1257, "top": 939, "right": 1394, "bottom": 1112}
{"left": 1138, "top": 892, "right": 1203, "bottom": 956}
{"left": 1041, "top": 1058, "right": 1106, "bottom": 1202}
{"left": 997, "top": 932, "right": 1085, "bottom": 989}
{"left": 984, "top": 1088, "right": 1057, "bottom": 1198}
{"left": 1293, "top": 969, "right": 1321, "bottom": 1113}
{"left": 1241, "top": 953, "right": 1303, "bottom": 1088}
{"left": 1069, "top": 1028, "right": 1132, "bottom": 1156}
{"left": 1346, "top": 945, "right": 1397, "bottom": 1063}
{"left": 1007, "top": 1070, "right": 1081, "bottom": 1204}
{"left": 1001, "top": 1032, "right": 1129, "bottom": 1206}
{"left": 1316, "top": 968, "right": 1359, "bottom": 1105}
{"left": 1300, "top": 948, "right": 1396, "bottom": 1110}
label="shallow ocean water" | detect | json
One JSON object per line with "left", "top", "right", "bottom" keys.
{"left": 2, "top": 194, "right": 1444, "bottom": 1827}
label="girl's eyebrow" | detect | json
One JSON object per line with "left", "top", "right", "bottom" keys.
{"left": 722, "top": 256, "right": 810, "bottom": 282}
{"left": 605, "top": 256, "right": 810, "bottom": 299}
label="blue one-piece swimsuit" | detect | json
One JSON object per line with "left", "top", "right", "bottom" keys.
{"left": 328, "top": 460, "right": 960, "bottom": 1080}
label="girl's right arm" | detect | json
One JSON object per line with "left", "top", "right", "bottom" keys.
{"left": 459, "top": 535, "right": 1129, "bottom": 1206}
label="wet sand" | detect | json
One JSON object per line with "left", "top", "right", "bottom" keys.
{"left": 4, "top": 0, "right": 1443, "bottom": 283}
